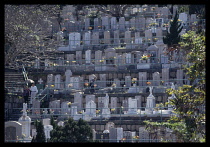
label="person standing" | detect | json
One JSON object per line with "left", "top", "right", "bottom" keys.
{"left": 23, "top": 85, "right": 30, "bottom": 103}
{"left": 30, "top": 83, "right": 38, "bottom": 104}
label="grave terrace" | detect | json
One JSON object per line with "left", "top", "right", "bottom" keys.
{"left": 5, "top": 5, "right": 205, "bottom": 143}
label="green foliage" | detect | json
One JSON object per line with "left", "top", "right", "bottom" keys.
{"left": 49, "top": 118, "right": 93, "bottom": 143}
{"left": 32, "top": 120, "right": 46, "bottom": 142}
{"left": 145, "top": 31, "right": 205, "bottom": 142}
{"left": 163, "top": 11, "right": 183, "bottom": 46}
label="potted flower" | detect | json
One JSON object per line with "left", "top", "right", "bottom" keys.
{"left": 132, "top": 78, "right": 137, "bottom": 87}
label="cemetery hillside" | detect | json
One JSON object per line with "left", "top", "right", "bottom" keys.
{"left": 4, "top": 4, "right": 205, "bottom": 143}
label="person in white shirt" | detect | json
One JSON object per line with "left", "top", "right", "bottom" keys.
{"left": 30, "top": 83, "right": 38, "bottom": 104}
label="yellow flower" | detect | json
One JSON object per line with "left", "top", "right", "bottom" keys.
{"left": 67, "top": 102, "right": 71, "bottom": 105}
{"left": 72, "top": 61, "right": 76, "bottom": 63}
{"left": 111, "top": 108, "right": 115, "bottom": 112}
{"left": 51, "top": 85, "right": 54, "bottom": 87}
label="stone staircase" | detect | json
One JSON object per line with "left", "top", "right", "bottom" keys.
{"left": 5, "top": 72, "right": 26, "bottom": 92}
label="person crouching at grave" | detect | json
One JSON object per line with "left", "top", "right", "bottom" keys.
{"left": 23, "top": 85, "right": 30, "bottom": 103}
{"left": 30, "top": 83, "right": 38, "bottom": 104}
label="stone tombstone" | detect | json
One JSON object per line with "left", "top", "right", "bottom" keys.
{"left": 5, "top": 121, "right": 22, "bottom": 142}
{"left": 162, "top": 68, "right": 169, "bottom": 86}
{"left": 109, "top": 127, "right": 123, "bottom": 143}
{"left": 76, "top": 51, "right": 82, "bottom": 64}
{"left": 125, "top": 31, "right": 131, "bottom": 44}
{"left": 110, "top": 97, "right": 117, "bottom": 109}
{"left": 111, "top": 17, "right": 117, "bottom": 30}
{"left": 34, "top": 58, "right": 40, "bottom": 69}
{"left": 146, "top": 17, "right": 153, "bottom": 27}
{"left": 47, "top": 74, "right": 54, "bottom": 85}
{"left": 49, "top": 100, "right": 60, "bottom": 114}
{"left": 65, "top": 69, "right": 72, "bottom": 88}
{"left": 105, "top": 122, "right": 115, "bottom": 131}
{"left": 74, "top": 92, "right": 83, "bottom": 111}
{"left": 42, "top": 118, "right": 50, "bottom": 126}
{"left": 130, "top": 17, "right": 135, "bottom": 28}
{"left": 85, "top": 18, "right": 90, "bottom": 30}
{"left": 139, "top": 127, "right": 149, "bottom": 142}
{"left": 156, "top": 28, "right": 163, "bottom": 38}
{"left": 146, "top": 45, "right": 158, "bottom": 63}
{"left": 125, "top": 21, "right": 129, "bottom": 29}
{"left": 94, "top": 18, "right": 99, "bottom": 30}
{"left": 114, "top": 30, "right": 120, "bottom": 45}
{"left": 38, "top": 78, "right": 43, "bottom": 85}
{"left": 61, "top": 101, "right": 70, "bottom": 115}
{"left": 18, "top": 103, "right": 31, "bottom": 140}
{"left": 84, "top": 31, "right": 91, "bottom": 45}
{"left": 125, "top": 76, "right": 131, "bottom": 87}
{"left": 85, "top": 100, "right": 96, "bottom": 117}
{"left": 127, "top": 98, "right": 138, "bottom": 114}
{"left": 99, "top": 74, "right": 106, "bottom": 88}
{"left": 145, "top": 29, "right": 153, "bottom": 41}
{"left": 135, "top": 32, "right": 140, "bottom": 39}
{"left": 153, "top": 72, "right": 160, "bottom": 86}
{"left": 139, "top": 17, "right": 146, "bottom": 29}
{"left": 102, "top": 16, "right": 110, "bottom": 30}
{"left": 161, "top": 54, "right": 168, "bottom": 64}
{"left": 114, "top": 78, "right": 120, "bottom": 88}
{"left": 92, "top": 32, "right": 99, "bottom": 45}
{"left": 105, "top": 48, "right": 116, "bottom": 59}
{"left": 54, "top": 74, "right": 61, "bottom": 89}
{"left": 44, "top": 125, "right": 53, "bottom": 140}
{"left": 190, "top": 14, "right": 197, "bottom": 23}
{"left": 85, "top": 50, "right": 91, "bottom": 64}
{"left": 32, "top": 99, "right": 40, "bottom": 115}
{"left": 104, "top": 31, "right": 111, "bottom": 44}
{"left": 69, "top": 32, "right": 81, "bottom": 49}
{"left": 126, "top": 53, "right": 132, "bottom": 64}
{"left": 176, "top": 69, "right": 184, "bottom": 86}
{"left": 70, "top": 76, "right": 83, "bottom": 90}
{"left": 102, "top": 93, "right": 110, "bottom": 118}
{"left": 134, "top": 95, "right": 141, "bottom": 111}
{"left": 56, "top": 31, "right": 63, "bottom": 45}
{"left": 145, "top": 87, "right": 155, "bottom": 113}
{"left": 66, "top": 54, "right": 74, "bottom": 65}
{"left": 86, "top": 95, "right": 95, "bottom": 104}
{"left": 119, "top": 17, "right": 125, "bottom": 31}
{"left": 179, "top": 12, "right": 188, "bottom": 23}
{"left": 95, "top": 50, "right": 102, "bottom": 65}
{"left": 122, "top": 99, "right": 128, "bottom": 111}
{"left": 139, "top": 72, "right": 147, "bottom": 86}
{"left": 98, "top": 97, "right": 104, "bottom": 111}
{"left": 161, "top": 7, "right": 169, "bottom": 19}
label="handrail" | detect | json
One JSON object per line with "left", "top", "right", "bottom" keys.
{"left": 22, "top": 64, "right": 28, "bottom": 86}
{"left": 34, "top": 86, "right": 49, "bottom": 101}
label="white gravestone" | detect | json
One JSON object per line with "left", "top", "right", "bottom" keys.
{"left": 114, "top": 30, "right": 120, "bottom": 45}
{"left": 125, "top": 76, "right": 131, "bottom": 87}
{"left": 92, "top": 32, "right": 99, "bottom": 45}
{"left": 145, "top": 87, "right": 155, "bottom": 113}
{"left": 104, "top": 31, "right": 111, "bottom": 44}
{"left": 84, "top": 31, "right": 91, "bottom": 45}
{"left": 69, "top": 32, "right": 81, "bottom": 50}
{"left": 85, "top": 100, "right": 96, "bottom": 119}
{"left": 44, "top": 125, "right": 53, "bottom": 140}
{"left": 102, "top": 93, "right": 111, "bottom": 118}
{"left": 47, "top": 74, "right": 54, "bottom": 86}
{"left": 18, "top": 103, "right": 32, "bottom": 140}
{"left": 54, "top": 74, "right": 61, "bottom": 89}
{"left": 139, "top": 72, "right": 147, "bottom": 86}
{"left": 119, "top": 17, "right": 125, "bottom": 31}
{"left": 85, "top": 95, "right": 95, "bottom": 104}
{"left": 65, "top": 70, "right": 72, "bottom": 88}
{"left": 111, "top": 17, "right": 117, "bottom": 30}
{"left": 85, "top": 50, "right": 91, "bottom": 64}
{"left": 74, "top": 92, "right": 83, "bottom": 111}
{"left": 162, "top": 68, "right": 169, "bottom": 86}
{"left": 127, "top": 98, "right": 138, "bottom": 114}
{"left": 153, "top": 72, "right": 160, "bottom": 86}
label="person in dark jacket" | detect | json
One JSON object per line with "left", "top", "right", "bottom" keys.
{"left": 23, "top": 85, "right": 30, "bottom": 103}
